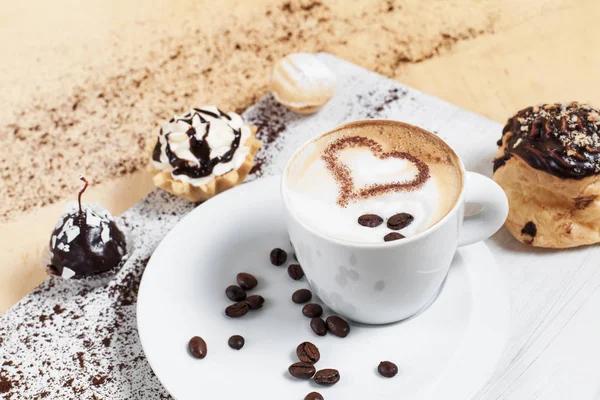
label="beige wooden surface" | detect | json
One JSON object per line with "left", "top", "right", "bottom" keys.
{"left": 1, "top": 0, "right": 598, "bottom": 314}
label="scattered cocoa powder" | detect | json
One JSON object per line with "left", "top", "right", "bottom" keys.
{"left": 0, "top": 374, "right": 12, "bottom": 393}
{"left": 0, "top": 0, "right": 516, "bottom": 221}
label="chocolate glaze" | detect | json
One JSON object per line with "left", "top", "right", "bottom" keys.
{"left": 495, "top": 102, "right": 600, "bottom": 179}
{"left": 493, "top": 152, "right": 512, "bottom": 173}
{"left": 47, "top": 178, "right": 127, "bottom": 279}
{"left": 48, "top": 212, "right": 127, "bottom": 278}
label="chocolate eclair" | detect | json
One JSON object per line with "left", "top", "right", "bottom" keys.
{"left": 148, "top": 106, "right": 261, "bottom": 202}
{"left": 493, "top": 102, "right": 600, "bottom": 248}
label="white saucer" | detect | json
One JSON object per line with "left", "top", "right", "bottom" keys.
{"left": 137, "top": 176, "right": 510, "bottom": 400}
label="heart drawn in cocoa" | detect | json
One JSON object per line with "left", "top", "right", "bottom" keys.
{"left": 321, "top": 135, "right": 430, "bottom": 207}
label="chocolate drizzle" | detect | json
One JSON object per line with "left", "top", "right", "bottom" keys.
{"left": 193, "top": 107, "right": 220, "bottom": 119}
{"left": 163, "top": 139, "right": 178, "bottom": 167}
{"left": 186, "top": 126, "right": 206, "bottom": 159}
{"left": 217, "top": 108, "right": 232, "bottom": 120}
{"left": 153, "top": 108, "right": 245, "bottom": 179}
{"left": 171, "top": 127, "right": 242, "bottom": 179}
{"left": 151, "top": 139, "right": 162, "bottom": 162}
{"left": 495, "top": 102, "right": 600, "bottom": 179}
{"left": 322, "top": 136, "right": 430, "bottom": 207}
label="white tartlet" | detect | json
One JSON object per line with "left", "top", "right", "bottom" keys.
{"left": 148, "top": 106, "right": 261, "bottom": 202}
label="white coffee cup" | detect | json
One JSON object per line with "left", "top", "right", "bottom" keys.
{"left": 281, "top": 120, "right": 508, "bottom": 324}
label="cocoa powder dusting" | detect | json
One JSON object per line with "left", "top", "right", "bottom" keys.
{"left": 0, "top": 217, "right": 183, "bottom": 400}
{"left": 0, "top": 374, "right": 12, "bottom": 393}
{"left": 0, "top": 0, "right": 520, "bottom": 222}
{"left": 75, "top": 352, "right": 85, "bottom": 369}
{"left": 244, "top": 95, "right": 299, "bottom": 177}
{"left": 322, "top": 135, "right": 430, "bottom": 206}
{"left": 91, "top": 374, "right": 108, "bottom": 386}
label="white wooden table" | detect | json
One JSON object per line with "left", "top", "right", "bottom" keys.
{"left": 248, "top": 54, "right": 600, "bottom": 400}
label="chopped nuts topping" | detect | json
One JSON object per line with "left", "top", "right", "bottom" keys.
{"left": 501, "top": 102, "right": 600, "bottom": 176}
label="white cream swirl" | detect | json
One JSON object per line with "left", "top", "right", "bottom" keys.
{"left": 151, "top": 106, "right": 252, "bottom": 186}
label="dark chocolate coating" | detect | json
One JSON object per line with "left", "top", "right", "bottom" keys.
{"left": 495, "top": 102, "right": 600, "bottom": 179}
{"left": 48, "top": 208, "right": 127, "bottom": 278}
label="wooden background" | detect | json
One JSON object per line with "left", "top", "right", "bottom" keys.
{"left": 1, "top": 0, "right": 598, "bottom": 313}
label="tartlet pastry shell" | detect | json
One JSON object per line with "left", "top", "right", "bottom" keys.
{"left": 493, "top": 141, "right": 600, "bottom": 248}
{"left": 148, "top": 126, "right": 261, "bottom": 202}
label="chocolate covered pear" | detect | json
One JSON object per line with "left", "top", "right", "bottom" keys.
{"left": 47, "top": 177, "right": 127, "bottom": 281}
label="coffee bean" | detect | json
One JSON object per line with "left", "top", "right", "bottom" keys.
{"left": 310, "top": 317, "right": 328, "bottom": 336}
{"left": 236, "top": 272, "right": 258, "bottom": 290}
{"left": 288, "top": 362, "right": 316, "bottom": 379}
{"left": 296, "top": 341, "right": 320, "bottom": 364}
{"left": 225, "top": 285, "right": 247, "bottom": 302}
{"left": 246, "top": 295, "right": 265, "bottom": 310}
{"left": 304, "top": 393, "right": 324, "bottom": 400}
{"left": 384, "top": 232, "right": 405, "bottom": 242}
{"left": 387, "top": 213, "right": 414, "bottom": 230}
{"left": 326, "top": 316, "right": 350, "bottom": 338}
{"left": 188, "top": 336, "right": 207, "bottom": 359}
{"left": 314, "top": 369, "right": 340, "bottom": 385}
{"left": 358, "top": 213, "right": 383, "bottom": 228}
{"left": 292, "top": 289, "right": 312, "bottom": 304}
{"left": 270, "top": 248, "right": 287, "bottom": 266}
{"left": 228, "top": 335, "right": 245, "bottom": 350}
{"left": 288, "top": 264, "right": 304, "bottom": 280}
{"left": 377, "top": 361, "right": 398, "bottom": 378}
{"left": 225, "top": 301, "right": 250, "bottom": 318}
{"left": 302, "top": 303, "right": 323, "bottom": 318}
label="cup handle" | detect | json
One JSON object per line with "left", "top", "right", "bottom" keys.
{"left": 458, "top": 171, "right": 508, "bottom": 247}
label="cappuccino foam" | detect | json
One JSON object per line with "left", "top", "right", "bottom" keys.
{"left": 284, "top": 121, "right": 463, "bottom": 243}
